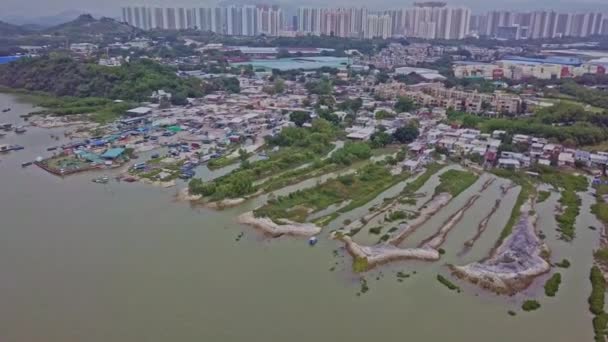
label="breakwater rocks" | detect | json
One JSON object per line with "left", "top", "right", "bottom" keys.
{"left": 339, "top": 234, "right": 440, "bottom": 268}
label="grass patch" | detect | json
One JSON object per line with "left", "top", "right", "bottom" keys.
{"left": 594, "top": 248, "right": 608, "bottom": 266}
{"left": 434, "top": 169, "right": 479, "bottom": 197}
{"left": 346, "top": 227, "right": 363, "bottom": 237}
{"left": 537, "top": 190, "right": 551, "bottom": 203}
{"left": 522, "top": 300, "right": 541, "bottom": 311}
{"left": 491, "top": 169, "right": 536, "bottom": 245}
{"left": 589, "top": 265, "right": 607, "bottom": 341}
{"left": 544, "top": 273, "right": 562, "bottom": 297}
{"left": 592, "top": 184, "right": 608, "bottom": 238}
{"left": 378, "top": 234, "right": 390, "bottom": 243}
{"left": 190, "top": 121, "right": 339, "bottom": 201}
{"left": 537, "top": 167, "right": 587, "bottom": 241}
{"left": 385, "top": 210, "right": 408, "bottom": 222}
{"left": 368, "top": 226, "right": 383, "bottom": 235}
{"left": 396, "top": 271, "right": 410, "bottom": 279}
{"left": 437, "top": 274, "right": 460, "bottom": 292}
{"left": 359, "top": 278, "right": 370, "bottom": 294}
{"left": 207, "top": 151, "right": 246, "bottom": 170}
{"left": 490, "top": 167, "right": 585, "bottom": 243}
{"left": 353, "top": 257, "right": 369, "bottom": 273}
{"left": 400, "top": 163, "right": 444, "bottom": 195}
{"left": 255, "top": 163, "right": 407, "bottom": 223}
{"left": 555, "top": 190, "right": 581, "bottom": 241}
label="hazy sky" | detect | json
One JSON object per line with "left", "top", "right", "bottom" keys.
{"left": 2, "top": 0, "right": 608, "bottom": 20}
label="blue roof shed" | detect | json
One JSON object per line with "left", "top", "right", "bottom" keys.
{"left": 101, "top": 148, "right": 125, "bottom": 160}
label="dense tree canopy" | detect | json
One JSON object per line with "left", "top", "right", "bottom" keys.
{"left": 393, "top": 124, "right": 420, "bottom": 144}
{"left": 0, "top": 56, "right": 204, "bottom": 104}
{"left": 290, "top": 111, "right": 312, "bottom": 127}
{"left": 305, "top": 78, "right": 333, "bottom": 95}
{"left": 394, "top": 96, "right": 416, "bottom": 113}
{"left": 448, "top": 103, "right": 608, "bottom": 146}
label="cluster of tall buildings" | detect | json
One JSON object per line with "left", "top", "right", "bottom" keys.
{"left": 121, "top": 5, "right": 284, "bottom": 36}
{"left": 295, "top": 3, "right": 471, "bottom": 39}
{"left": 122, "top": 2, "right": 471, "bottom": 40}
{"left": 472, "top": 10, "right": 608, "bottom": 39}
{"left": 121, "top": 4, "right": 608, "bottom": 40}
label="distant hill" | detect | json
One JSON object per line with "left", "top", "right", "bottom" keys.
{"left": 1, "top": 10, "right": 86, "bottom": 29}
{"left": 44, "top": 14, "right": 140, "bottom": 38}
{"left": 0, "top": 20, "right": 31, "bottom": 36}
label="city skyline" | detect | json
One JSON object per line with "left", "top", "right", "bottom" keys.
{"left": 121, "top": 4, "right": 607, "bottom": 40}
{"left": 121, "top": 4, "right": 473, "bottom": 39}
{"left": 3, "top": 0, "right": 608, "bottom": 21}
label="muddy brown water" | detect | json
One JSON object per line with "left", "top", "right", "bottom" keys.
{"left": 0, "top": 93, "right": 599, "bottom": 342}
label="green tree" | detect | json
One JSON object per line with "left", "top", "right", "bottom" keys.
{"left": 370, "top": 131, "right": 393, "bottom": 148}
{"left": 375, "top": 110, "right": 395, "bottom": 120}
{"left": 273, "top": 78, "right": 286, "bottom": 94}
{"left": 393, "top": 124, "right": 419, "bottom": 144}
{"left": 394, "top": 96, "right": 415, "bottom": 113}
{"left": 290, "top": 111, "right": 312, "bottom": 127}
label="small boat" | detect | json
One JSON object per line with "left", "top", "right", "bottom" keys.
{"left": 8, "top": 144, "right": 24, "bottom": 151}
{"left": 47, "top": 146, "right": 58, "bottom": 151}
{"left": 2, "top": 108, "right": 10, "bottom": 113}
{"left": 21, "top": 161, "right": 33, "bottom": 168}
{"left": 92, "top": 176, "right": 110, "bottom": 184}
{"left": 308, "top": 236, "right": 318, "bottom": 246}
{"left": 14, "top": 126, "right": 26, "bottom": 134}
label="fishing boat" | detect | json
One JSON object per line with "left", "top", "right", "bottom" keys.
{"left": 14, "top": 126, "right": 26, "bottom": 134}
{"left": 92, "top": 176, "right": 110, "bottom": 184}
{"left": 0, "top": 123, "right": 12, "bottom": 131}
{"left": 308, "top": 236, "right": 318, "bottom": 246}
{"left": 21, "top": 161, "right": 33, "bottom": 168}
{"left": 1, "top": 144, "right": 24, "bottom": 152}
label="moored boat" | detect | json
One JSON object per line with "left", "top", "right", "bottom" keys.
{"left": 92, "top": 176, "right": 110, "bottom": 184}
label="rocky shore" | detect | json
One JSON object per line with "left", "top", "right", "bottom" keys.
{"left": 176, "top": 188, "right": 202, "bottom": 202}
{"left": 450, "top": 199, "right": 551, "bottom": 295}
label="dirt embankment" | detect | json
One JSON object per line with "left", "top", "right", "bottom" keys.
{"left": 461, "top": 199, "right": 501, "bottom": 252}
{"left": 237, "top": 211, "right": 322, "bottom": 237}
{"left": 419, "top": 194, "right": 481, "bottom": 249}
{"left": 460, "top": 181, "right": 516, "bottom": 253}
{"left": 388, "top": 192, "right": 453, "bottom": 246}
{"left": 340, "top": 234, "right": 440, "bottom": 267}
